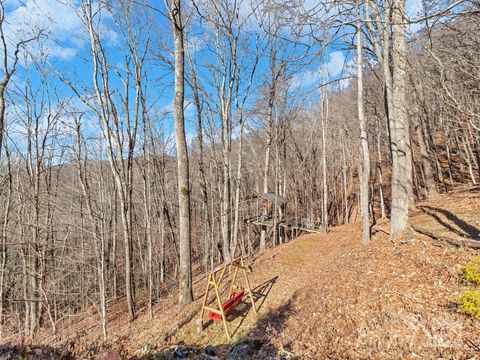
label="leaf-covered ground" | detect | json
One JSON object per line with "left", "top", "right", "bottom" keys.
{"left": 4, "top": 188, "right": 480, "bottom": 359}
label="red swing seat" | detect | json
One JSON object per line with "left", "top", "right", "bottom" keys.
{"left": 208, "top": 290, "right": 245, "bottom": 321}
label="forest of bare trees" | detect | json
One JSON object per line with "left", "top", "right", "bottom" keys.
{"left": 0, "top": 0, "right": 479, "bottom": 341}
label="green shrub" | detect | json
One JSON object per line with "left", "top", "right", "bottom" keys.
{"left": 453, "top": 290, "right": 480, "bottom": 319}
{"left": 461, "top": 257, "right": 480, "bottom": 285}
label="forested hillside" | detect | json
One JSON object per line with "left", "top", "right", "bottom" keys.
{"left": 0, "top": 0, "right": 479, "bottom": 357}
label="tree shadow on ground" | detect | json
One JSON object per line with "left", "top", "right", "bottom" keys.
{"left": 419, "top": 205, "right": 480, "bottom": 240}
{"left": 228, "top": 276, "right": 278, "bottom": 337}
{"left": 135, "top": 295, "right": 296, "bottom": 359}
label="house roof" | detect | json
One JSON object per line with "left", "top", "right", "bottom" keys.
{"left": 258, "top": 192, "right": 288, "bottom": 206}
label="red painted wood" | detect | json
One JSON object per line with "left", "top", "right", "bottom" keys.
{"left": 208, "top": 291, "right": 245, "bottom": 322}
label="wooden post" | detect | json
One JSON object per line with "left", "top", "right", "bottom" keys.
{"left": 198, "top": 257, "right": 257, "bottom": 340}
{"left": 229, "top": 266, "right": 239, "bottom": 298}
{"left": 239, "top": 258, "right": 257, "bottom": 315}
{"left": 212, "top": 274, "right": 231, "bottom": 340}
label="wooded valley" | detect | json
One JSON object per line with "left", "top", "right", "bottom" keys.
{"left": 0, "top": 0, "right": 479, "bottom": 352}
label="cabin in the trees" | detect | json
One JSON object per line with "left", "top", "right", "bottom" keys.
{"left": 245, "top": 192, "right": 290, "bottom": 243}
{"left": 245, "top": 192, "right": 287, "bottom": 225}
{"left": 245, "top": 192, "right": 323, "bottom": 241}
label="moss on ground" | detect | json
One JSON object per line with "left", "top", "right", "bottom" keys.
{"left": 453, "top": 290, "right": 480, "bottom": 319}
{"left": 461, "top": 257, "right": 480, "bottom": 286}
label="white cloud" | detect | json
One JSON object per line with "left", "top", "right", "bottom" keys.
{"left": 291, "top": 51, "right": 347, "bottom": 89}
{"left": 186, "top": 33, "right": 207, "bottom": 55}
{"left": 4, "top": 0, "right": 117, "bottom": 62}
{"left": 327, "top": 51, "right": 346, "bottom": 78}
{"left": 4, "top": 0, "right": 84, "bottom": 60}
{"left": 406, "top": 0, "right": 422, "bottom": 17}
{"left": 291, "top": 67, "right": 318, "bottom": 89}
{"left": 406, "top": 0, "right": 426, "bottom": 33}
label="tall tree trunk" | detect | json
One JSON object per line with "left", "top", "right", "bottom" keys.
{"left": 390, "top": 0, "right": 411, "bottom": 239}
{"left": 169, "top": 0, "right": 193, "bottom": 305}
{"left": 356, "top": 4, "right": 371, "bottom": 244}
{"left": 84, "top": 0, "right": 136, "bottom": 319}
{"left": 187, "top": 47, "right": 212, "bottom": 270}
{"left": 0, "top": 86, "right": 5, "bottom": 158}
{"left": 376, "top": 125, "right": 386, "bottom": 218}
{"left": 321, "top": 91, "right": 328, "bottom": 233}
{"left": 260, "top": 138, "right": 271, "bottom": 252}
{"left": 342, "top": 143, "right": 349, "bottom": 224}
{"left": 416, "top": 116, "right": 437, "bottom": 197}
{"left": 412, "top": 77, "right": 437, "bottom": 197}
{"left": 231, "top": 116, "right": 244, "bottom": 258}
{"left": 0, "top": 144, "right": 12, "bottom": 337}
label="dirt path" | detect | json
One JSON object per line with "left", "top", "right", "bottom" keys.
{"left": 170, "top": 190, "right": 480, "bottom": 358}
{"left": 172, "top": 225, "right": 361, "bottom": 348}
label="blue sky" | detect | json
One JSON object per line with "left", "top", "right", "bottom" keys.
{"left": 2, "top": 0, "right": 429, "bottom": 152}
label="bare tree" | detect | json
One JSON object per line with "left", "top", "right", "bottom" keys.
{"left": 166, "top": 0, "right": 193, "bottom": 305}
{"left": 390, "top": 0, "right": 411, "bottom": 238}
{"left": 0, "top": 1, "right": 41, "bottom": 156}
{"left": 356, "top": 0, "right": 371, "bottom": 244}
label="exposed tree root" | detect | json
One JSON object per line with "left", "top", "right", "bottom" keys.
{"left": 411, "top": 224, "right": 480, "bottom": 249}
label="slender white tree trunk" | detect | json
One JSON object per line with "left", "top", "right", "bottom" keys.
{"left": 260, "top": 138, "right": 271, "bottom": 252}
{"left": 356, "top": 2, "right": 371, "bottom": 244}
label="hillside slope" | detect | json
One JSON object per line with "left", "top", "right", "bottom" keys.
{"left": 4, "top": 188, "right": 480, "bottom": 359}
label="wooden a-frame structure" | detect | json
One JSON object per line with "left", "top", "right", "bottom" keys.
{"left": 199, "top": 257, "right": 257, "bottom": 340}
